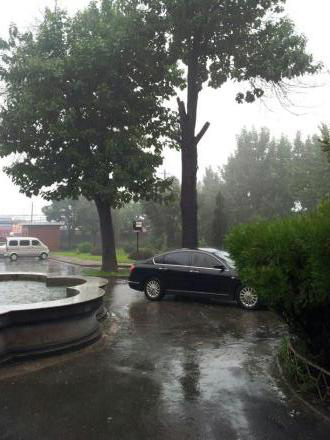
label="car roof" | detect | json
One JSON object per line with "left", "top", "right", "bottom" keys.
{"left": 158, "top": 248, "right": 221, "bottom": 255}
{"left": 7, "top": 237, "right": 41, "bottom": 241}
{"left": 198, "top": 247, "right": 221, "bottom": 253}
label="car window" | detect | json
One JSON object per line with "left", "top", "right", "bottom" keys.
{"left": 19, "top": 240, "right": 30, "bottom": 246}
{"left": 8, "top": 240, "right": 18, "bottom": 247}
{"left": 214, "top": 251, "right": 236, "bottom": 269}
{"left": 192, "top": 252, "right": 219, "bottom": 269}
{"left": 164, "top": 252, "right": 191, "bottom": 266}
{"left": 32, "top": 240, "right": 40, "bottom": 246}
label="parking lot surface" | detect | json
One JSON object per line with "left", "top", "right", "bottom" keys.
{"left": 0, "top": 260, "right": 329, "bottom": 439}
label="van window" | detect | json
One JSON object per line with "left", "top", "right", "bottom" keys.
{"left": 19, "top": 240, "right": 30, "bottom": 246}
{"left": 8, "top": 240, "right": 18, "bottom": 247}
{"left": 32, "top": 240, "right": 41, "bottom": 246}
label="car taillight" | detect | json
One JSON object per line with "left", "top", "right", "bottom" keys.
{"left": 130, "top": 264, "right": 136, "bottom": 273}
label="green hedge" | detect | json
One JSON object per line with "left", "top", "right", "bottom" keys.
{"left": 226, "top": 202, "right": 330, "bottom": 367}
{"left": 77, "top": 242, "right": 92, "bottom": 254}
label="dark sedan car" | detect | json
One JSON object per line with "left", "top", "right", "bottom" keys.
{"left": 129, "top": 248, "right": 259, "bottom": 310}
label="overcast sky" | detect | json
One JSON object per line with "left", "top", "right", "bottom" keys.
{"left": 0, "top": 0, "right": 329, "bottom": 215}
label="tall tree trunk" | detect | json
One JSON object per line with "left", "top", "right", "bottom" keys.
{"left": 178, "top": 44, "right": 210, "bottom": 249}
{"left": 94, "top": 196, "right": 118, "bottom": 272}
{"left": 181, "top": 138, "right": 198, "bottom": 248}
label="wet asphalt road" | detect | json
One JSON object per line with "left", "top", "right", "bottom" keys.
{"left": 0, "top": 259, "right": 329, "bottom": 439}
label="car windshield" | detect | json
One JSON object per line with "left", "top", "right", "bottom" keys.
{"left": 213, "top": 251, "right": 236, "bottom": 269}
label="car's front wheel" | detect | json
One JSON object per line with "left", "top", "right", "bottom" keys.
{"left": 144, "top": 278, "right": 164, "bottom": 301}
{"left": 10, "top": 253, "right": 18, "bottom": 262}
{"left": 39, "top": 253, "right": 48, "bottom": 260}
{"left": 237, "top": 286, "right": 259, "bottom": 310}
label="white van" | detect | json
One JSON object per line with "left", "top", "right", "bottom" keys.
{"left": 2, "top": 237, "right": 49, "bottom": 261}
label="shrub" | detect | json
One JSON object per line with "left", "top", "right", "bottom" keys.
{"left": 77, "top": 242, "right": 92, "bottom": 254}
{"left": 226, "top": 201, "right": 330, "bottom": 367}
{"left": 123, "top": 242, "right": 136, "bottom": 256}
{"left": 128, "top": 247, "right": 154, "bottom": 260}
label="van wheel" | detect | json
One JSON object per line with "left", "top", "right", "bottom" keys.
{"left": 10, "top": 254, "right": 18, "bottom": 262}
{"left": 39, "top": 253, "right": 48, "bottom": 260}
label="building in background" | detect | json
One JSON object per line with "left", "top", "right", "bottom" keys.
{"left": 21, "top": 223, "right": 61, "bottom": 251}
{"left": 0, "top": 215, "right": 61, "bottom": 251}
{"left": 0, "top": 217, "right": 13, "bottom": 242}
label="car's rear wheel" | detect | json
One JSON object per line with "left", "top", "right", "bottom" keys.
{"left": 144, "top": 278, "right": 164, "bottom": 301}
{"left": 10, "top": 253, "right": 18, "bottom": 262}
{"left": 237, "top": 286, "right": 259, "bottom": 310}
{"left": 39, "top": 253, "right": 48, "bottom": 260}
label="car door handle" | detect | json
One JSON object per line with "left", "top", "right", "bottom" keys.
{"left": 158, "top": 267, "right": 168, "bottom": 271}
{"left": 189, "top": 269, "right": 199, "bottom": 273}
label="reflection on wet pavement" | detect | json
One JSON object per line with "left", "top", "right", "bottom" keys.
{"left": 0, "top": 268, "right": 329, "bottom": 439}
{"left": 0, "top": 256, "right": 81, "bottom": 276}
{"left": 98, "top": 282, "right": 330, "bottom": 440}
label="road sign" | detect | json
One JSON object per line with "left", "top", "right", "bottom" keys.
{"left": 133, "top": 220, "right": 143, "bottom": 232}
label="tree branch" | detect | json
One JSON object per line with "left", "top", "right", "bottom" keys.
{"left": 195, "top": 121, "right": 210, "bottom": 145}
{"left": 177, "top": 97, "right": 187, "bottom": 125}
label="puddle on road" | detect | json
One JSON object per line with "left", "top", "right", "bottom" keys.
{"left": 100, "top": 282, "right": 294, "bottom": 439}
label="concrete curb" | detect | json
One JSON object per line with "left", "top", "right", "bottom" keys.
{"left": 0, "top": 273, "right": 108, "bottom": 364}
{"left": 276, "top": 356, "right": 330, "bottom": 425}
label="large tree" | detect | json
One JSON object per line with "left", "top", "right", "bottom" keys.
{"left": 43, "top": 198, "right": 101, "bottom": 249}
{"left": 292, "top": 131, "right": 330, "bottom": 211}
{"left": 320, "top": 124, "right": 330, "bottom": 160}
{"left": 221, "top": 128, "right": 294, "bottom": 224}
{"left": 0, "top": 2, "right": 180, "bottom": 271}
{"left": 211, "top": 190, "right": 228, "bottom": 248}
{"left": 76, "top": 198, "right": 100, "bottom": 248}
{"left": 136, "top": 0, "right": 320, "bottom": 248}
{"left": 43, "top": 199, "right": 79, "bottom": 249}
{"left": 198, "top": 167, "right": 222, "bottom": 245}
{"left": 141, "top": 177, "right": 181, "bottom": 250}
{"left": 220, "top": 128, "right": 330, "bottom": 226}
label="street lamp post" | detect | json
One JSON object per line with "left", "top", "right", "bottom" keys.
{"left": 133, "top": 220, "right": 143, "bottom": 259}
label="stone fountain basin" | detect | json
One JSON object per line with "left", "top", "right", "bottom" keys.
{"left": 0, "top": 273, "right": 107, "bottom": 364}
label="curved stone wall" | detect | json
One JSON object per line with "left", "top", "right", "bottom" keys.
{"left": 0, "top": 273, "right": 107, "bottom": 364}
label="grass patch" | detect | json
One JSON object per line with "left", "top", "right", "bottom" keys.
{"left": 53, "top": 248, "right": 132, "bottom": 264}
{"left": 116, "top": 248, "right": 133, "bottom": 263}
{"left": 53, "top": 251, "right": 101, "bottom": 261}
{"left": 83, "top": 268, "right": 130, "bottom": 278}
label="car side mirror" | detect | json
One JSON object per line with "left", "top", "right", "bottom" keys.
{"left": 214, "top": 264, "right": 226, "bottom": 272}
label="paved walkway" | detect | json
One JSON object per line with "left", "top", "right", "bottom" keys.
{"left": 0, "top": 267, "right": 329, "bottom": 439}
